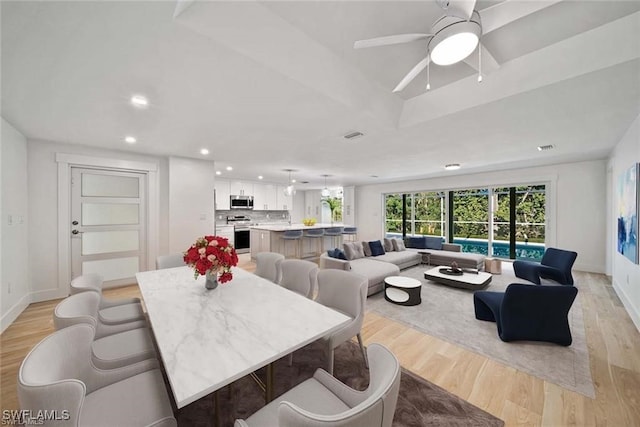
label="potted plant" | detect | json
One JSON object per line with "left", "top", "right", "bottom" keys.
{"left": 322, "top": 196, "right": 342, "bottom": 224}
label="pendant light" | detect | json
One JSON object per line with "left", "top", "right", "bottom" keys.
{"left": 321, "top": 174, "right": 330, "bottom": 197}
{"left": 283, "top": 169, "right": 296, "bottom": 196}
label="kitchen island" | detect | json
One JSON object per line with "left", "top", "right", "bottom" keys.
{"left": 250, "top": 223, "right": 350, "bottom": 260}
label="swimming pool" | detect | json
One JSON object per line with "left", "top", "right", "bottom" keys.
{"left": 384, "top": 233, "right": 545, "bottom": 261}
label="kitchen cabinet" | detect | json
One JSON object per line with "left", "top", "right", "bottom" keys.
{"left": 230, "top": 180, "right": 253, "bottom": 196}
{"left": 304, "top": 190, "right": 322, "bottom": 220}
{"left": 250, "top": 228, "right": 271, "bottom": 259}
{"left": 215, "top": 179, "right": 231, "bottom": 210}
{"left": 277, "top": 186, "right": 293, "bottom": 211}
{"left": 253, "top": 183, "right": 278, "bottom": 210}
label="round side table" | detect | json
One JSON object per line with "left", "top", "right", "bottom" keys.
{"left": 384, "top": 276, "right": 422, "bottom": 306}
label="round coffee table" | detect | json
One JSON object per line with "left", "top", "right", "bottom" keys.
{"left": 384, "top": 276, "right": 422, "bottom": 306}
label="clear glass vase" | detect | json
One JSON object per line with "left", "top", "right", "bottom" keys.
{"left": 205, "top": 270, "right": 219, "bottom": 290}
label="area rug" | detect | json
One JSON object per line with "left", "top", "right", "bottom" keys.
{"left": 368, "top": 263, "right": 595, "bottom": 398}
{"left": 176, "top": 340, "right": 504, "bottom": 426}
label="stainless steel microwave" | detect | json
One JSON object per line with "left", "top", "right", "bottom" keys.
{"left": 230, "top": 195, "right": 254, "bottom": 209}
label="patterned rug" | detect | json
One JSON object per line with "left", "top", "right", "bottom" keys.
{"left": 176, "top": 340, "right": 504, "bottom": 426}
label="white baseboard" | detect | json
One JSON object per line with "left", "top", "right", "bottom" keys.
{"left": 574, "top": 262, "right": 605, "bottom": 274}
{"left": 30, "top": 288, "right": 68, "bottom": 303}
{"left": 613, "top": 279, "right": 640, "bottom": 333}
{"left": 1, "top": 293, "right": 31, "bottom": 334}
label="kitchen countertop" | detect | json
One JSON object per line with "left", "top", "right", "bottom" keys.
{"left": 250, "top": 223, "right": 350, "bottom": 232}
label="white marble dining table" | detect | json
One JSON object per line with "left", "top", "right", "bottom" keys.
{"left": 136, "top": 266, "right": 350, "bottom": 409}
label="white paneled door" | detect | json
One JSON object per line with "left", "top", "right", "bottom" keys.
{"left": 71, "top": 168, "right": 147, "bottom": 286}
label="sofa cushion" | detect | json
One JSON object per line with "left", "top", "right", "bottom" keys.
{"left": 369, "top": 240, "right": 385, "bottom": 256}
{"left": 374, "top": 251, "right": 421, "bottom": 268}
{"left": 347, "top": 258, "right": 400, "bottom": 289}
{"left": 392, "top": 238, "right": 406, "bottom": 251}
{"left": 406, "top": 236, "right": 427, "bottom": 249}
{"left": 343, "top": 242, "right": 365, "bottom": 260}
{"left": 362, "top": 241, "right": 372, "bottom": 257}
{"left": 383, "top": 238, "right": 395, "bottom": 252}
{"left": 425, "top": 236, "right": 443, "bottom": 250}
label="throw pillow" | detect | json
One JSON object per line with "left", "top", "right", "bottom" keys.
{"left": 392, "top": 238, "right": 406, "bottom": 251}
{"left": 425, "top": 236, "right": 443, "bottom": 250}
{"left": 362, "top": 241, "right": 372, "bottom": 257}
{"left": 406, "top": 236, "right": 428, "bottom": 249}
{"left": 352, "top": 241, "right": 365, "bottom": 259}
{"left": 383, "top": 238, "right": 395, "bottom": 252}
{"left": 369, "top": 240, "right": 385, "bottom": 256}
{"left": 327, "top": 249, "right": 337, "bottom": 258}
{"left": 336, "top": 249, "right": 347, "bottom": 260}
{"left": 343, "top": 242, "right": 365, "bottom": 260}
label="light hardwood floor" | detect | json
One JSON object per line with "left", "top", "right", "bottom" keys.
{"left": 2, "top": 260, "right": 639, "bottom": 426}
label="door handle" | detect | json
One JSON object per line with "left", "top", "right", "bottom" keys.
{"left": 72, "top": 229, "right": 82, "bottom": 235}
{"left": 72, "top": 220, "right": 79, "bottom": 225}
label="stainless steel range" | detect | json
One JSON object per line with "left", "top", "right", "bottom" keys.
{"left": 227, "top": 215, "right": 251, "bottom": 254}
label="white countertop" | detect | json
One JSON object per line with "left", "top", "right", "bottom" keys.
{"left": 136, "top": 266, "right": 350, "bottom": 408}
{"left": 250, "top": 223, "right": 351, "bottom": 232}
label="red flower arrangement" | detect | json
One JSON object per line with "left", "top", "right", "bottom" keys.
{"left": 183, "top": 235, "right": 239, "bottom": 284}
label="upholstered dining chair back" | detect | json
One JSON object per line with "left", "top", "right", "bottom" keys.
{"left": 277, "top": 259, "right": 318, "bottom": 299}
{"left": 234, "top": 343, "right": 400, "bottom": 427}
{"left": 255, "top": 252, "right": 285, "bottom": 283}
{"left": 155, "top": 253, "right": 185, "bottom": 270}
{"left": 70, "top": 273, "right": 103, "bottom": 295}
{"left": 316, "top": 269, "right": 369, "bottom": 374}
{"left": 18, "top": 324, "right": 175, "bottom": 427}
{"left": 54, "top": 292, "right": 147, "bottom": 339}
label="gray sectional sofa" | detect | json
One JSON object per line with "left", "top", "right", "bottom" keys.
{"left": 319, "top": 237, "right": 486, "bottom": 296}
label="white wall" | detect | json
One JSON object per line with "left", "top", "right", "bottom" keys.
{"left": 355, "top": 159, "right": 606, "bottom": 274}
{"left": 168, "top": 156, "right": 215, "bottom": 252}
{"left": 1, "top": 118, "right": 30, "bottom": 332}
{"left": 27, "top": 139, "right": 169, "bottom": 300}
{"left": 608, "top": 114, "right": 640, "bottom": 331}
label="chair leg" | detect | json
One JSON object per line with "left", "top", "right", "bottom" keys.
{"left": 357, "top": 333, "right": 368, "bottom": 368}
{"left": 327, "top": 347, "right": 335, "bottom": 375}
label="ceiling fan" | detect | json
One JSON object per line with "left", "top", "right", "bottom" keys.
{"left": 353, "top": 0, "right": 557, "bottom": 92}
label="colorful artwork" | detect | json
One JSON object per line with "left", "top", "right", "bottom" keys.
{"left": 617, "top": 163, "right": 639, "bottom": 264}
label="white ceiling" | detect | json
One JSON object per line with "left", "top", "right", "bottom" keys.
{"left": 2, "top": 1, "right": 640, "bottom": 189}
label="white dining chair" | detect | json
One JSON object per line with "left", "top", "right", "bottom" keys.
{"left": 316, "top": 269, "right": 369, "bottom": 374}
{"left": 255, "top": 252, "right": 285, "bottom": 283}
{"left": 234, "top": 343, "right": 400, "bottom": 427}
{"left": 70, "top": 273, "right": 145, "bottom": 324}
{"left": 277, "top": 259, "right": 318, "bottom": 299}
{"left": 155, "top": 253, "right": 185, "bottom": 269}
{"left": 18, "top": 324, "right": 176, "bottom": 427}
{"left": 53, "top": 292, "right": 156, "bottom": 370}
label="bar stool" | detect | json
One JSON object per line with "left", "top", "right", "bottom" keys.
{"left": 342, "top": 226, "right": 358, "bottom": 242}
{"left": 305, "top": 228, "right": 325, "bottom": 257}
{"left": 281, "top": 230, "right": 303, "bottom": 258}
{"left": 324, "top": 227, "right": 344, "bottom": 249}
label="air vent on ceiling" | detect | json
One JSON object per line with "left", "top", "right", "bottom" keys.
{"left": 537, "top": 144, "right": 554, "bottom": 151}
{"left": 343, "top": 131, "right": 364, "bottom": 140}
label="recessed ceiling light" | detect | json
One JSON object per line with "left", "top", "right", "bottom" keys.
{"left": 200, "top": 148, "right": 209, "bottom": 155}
{"left": 537, "top": 144, "right": 554, "bottom": 151}
{"left": 370, "top": 175, "right": 379, "bottom": 178}
{"left": 291, "top": 179, "right": 296, "bottom": 183}
{"left": 258, "top": 176, "right": 263, "bottom": 180}
{"left": 130, "top": 95, "right": 149, "bottom": 108}
{"left": 216, "top": 171, "right": 221, "bottom": 175}
{"left": 226, "top": 166, "right": 233, "bottom": 171}
{"left": 124, "top": 136, "right": 136, "bottom": 144}
{"left": 444, "top": 163, "right": 461, "bottom": 171}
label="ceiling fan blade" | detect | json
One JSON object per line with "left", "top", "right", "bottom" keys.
{"left": 392, "top": 56, "right": 429, "bottom": 93}
{"left": 354, "top": 33, "right": 431, "bottom": 49}
{"left": 446, "top": 0, "right": 477, "bottom": 20}
{"left": 463, "top": 44, "right": 500, "bottom": 74}
{"left": 481, "top": 0, "right": 563, "bottom": 34}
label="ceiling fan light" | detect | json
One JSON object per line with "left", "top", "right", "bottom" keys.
{"left": 428, "top": 15, "right": 481, "bottom": 66}
{"left": 431, "top": 32, "right": 479, "bottom": 65}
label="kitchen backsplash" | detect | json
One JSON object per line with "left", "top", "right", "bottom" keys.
{"left": 216, "top": 209, "right": 290, "bottom": 224}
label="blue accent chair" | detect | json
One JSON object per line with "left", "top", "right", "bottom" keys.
{"left": 474, "top": 283, "right": 578, "bottom": 346}
{"left": 513, "top": 247, "right": 577, "bottom": 285}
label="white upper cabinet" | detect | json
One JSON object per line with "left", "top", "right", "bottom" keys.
{"left": 215, "top": 179, "right": 231, "bottom": 210}
{"left": 230, "top": 180, "right": 253, "bottom": 196}
{"left": 277, "top": 186, "right": 293, "bottom": 211}
{"left": 253, "top": 183, "right": 279, "bottom": 210}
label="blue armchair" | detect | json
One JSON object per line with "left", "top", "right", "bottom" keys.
{"left": 474, "top": 283, "right": 578, "bottom": 346}
{"left": 513, "top": 247, "right": 577, "bottom": 285}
